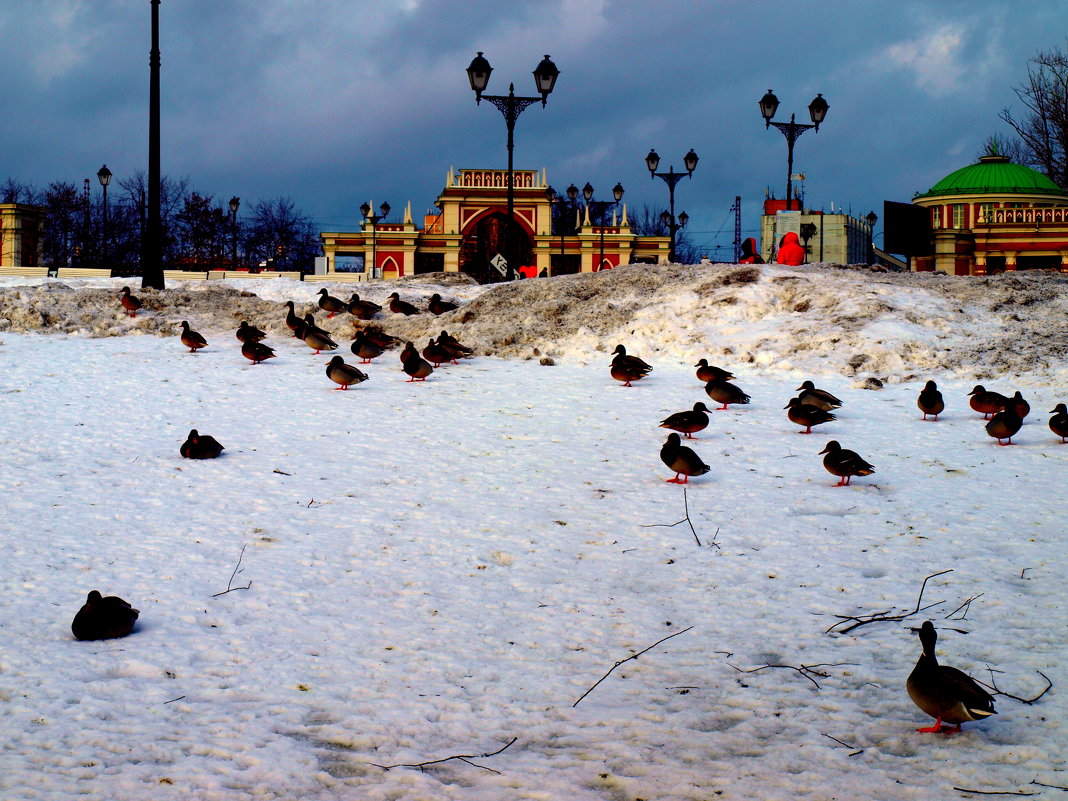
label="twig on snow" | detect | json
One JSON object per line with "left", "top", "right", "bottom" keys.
{"left": 370, "top": 736, "right": 517, "bottom": 774}
{"left": 728, "top": 661, "right": 857, "bottom": 690}
{"left": 1030, "top": 779, "right": 1068, "bottom": 791}
{"left": 953, "top": 787, "right": 1036, "bottom": 796}
{"left": 573, "top": 626, "right": 694, "bottom": 707}
{"left": 825, "top": 569, "right": 953, "bottom": 634}
{"left": 821, "top": 733, "right": 864, "bottom": 756}
{"left": 640, "top": 487, "right": 716, "bottom": 547}
{"left": 212, "top": 543, "right": 252, "bottom": 597}
{"left": 944, "top": 593, "right": 984, "bottom": 621}
{"left": 976, "top": 668, "right": 1053, "bottom": 705}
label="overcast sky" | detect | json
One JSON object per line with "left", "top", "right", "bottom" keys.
{"left": 1, "top": 0, "right": 1065, "bottom": 258}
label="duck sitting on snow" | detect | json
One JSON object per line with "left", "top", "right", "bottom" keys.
{"left": 610, "top": 344, "right": 652, "bottom": 387}
{"left": 660, "top": 433, "right": 710, "bottom": 484}
{"left": 236, "top": 321, "right": 266, "bottom": 343}
{"left": 1050, "top": 403, "right": 1068, "bottom": 443}
{"left": 659, "top": 402, "right": 711, "bottom": 439}
{"left": 785, "top": 397, "right": 835, "bottom": 434}
{"left": 72, "top": 590, "right": 139, "bottom": 641}
{"left": 704, "top": 378, "right": 750, "bottom": 410}
{"left": 388, "top": 292, "right": 420, "bottom": 316}
{"left": 695, "top": 359, "right": 734, "bottom": 383}
{"left": 906, "top": 620, "right": 996, "bottom": 733}
{"left": 180, "top": 428, "right": 225, "bottom": 459}
{"left": 968, "top": 385, "right": 1009, "bottom": 419}
{"left": 325, "top": 356, "right": 368, "bottom": 390}
{"left": 241, "top": 340, "right": 275, "bottom": 364}
{"left": 347, "top": 293, "right": 382, "bottom": 320}
{"left": 917, "top": 380, "right": 944, "bottom": 421}
{"left": 818, "top": 440, "right": 874, "bottom": 486}
{"left": 796, "top": 380, "right": 842, "bottom": 411}
{"left": 428, "top": 293, "right": 458, "bottom": 315}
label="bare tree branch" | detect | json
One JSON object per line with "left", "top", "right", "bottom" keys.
{"left": 825, "top": 570, "right": 953, "bottom": 634}
{"left": 370, "top": 736, "right": 518, "bottom": 774}
{"left": 728, "top": 661, "right": 857, "bottom": 691}
{"left": 573, "top": 626, "right": 694, "bottom": 706}
{"left": 640, "top": 487, "right": 717, "bottom": 548}
{"left": 212, "top": 543, "right": 252, "bottom": 597}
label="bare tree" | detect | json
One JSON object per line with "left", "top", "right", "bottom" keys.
{"left": 243, "top": 197, "right": 320, "bottom": 272}
{"left": 629, "top": 203, "right": 702, "bottom": 263}
{"left": 999, "top": 42, "right": 1068, "bottom": 189}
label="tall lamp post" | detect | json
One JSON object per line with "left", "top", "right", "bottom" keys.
{"left": 544, "top": 182, "right": 580, "bottom": 273}
{"left": 582, "top": 182, "right": 624, "bottom": 271}
{"left": 360, "top": 201, "right": 390, "bottom": 279}
{"left": 228, "top": 196, "right": 240, "bottom": 268}
{"left": 865, "top": 210, "right": 878, "bottom": 265}
{"left": 467, "top": 51, "right": 560, "bottom": 281}
{"left": 143, "top": 0, "right": 164, "bottom": 289}
{"left": 759, "top": 89, "right": 829, "bottom": 211}
{"left": 97, "top": 165, "right": 112, "bottom": 267}
{"left": 646, "top": 148, "right": 698, "bottom": 263}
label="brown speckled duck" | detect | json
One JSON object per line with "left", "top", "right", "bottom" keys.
{"left": 119, "top": 286, "right": 142, "bottom": 317}
{"left": 785, "top": 397, "right": 836, "bottom": 434}
{"left": 325, "top": 356, "right": 368, "bottom": 390}
{"left": 659, "top": 402, "right": 711, "bottom": 439}
{"left": 402, "top": 349, "right": 434, "bottom": 381}
{"left": 388, "top": 292, "right": 420, "bottom": 316}
{"left": 704, "top": 378, "right": 750, "bottom": 410}
{"left": 695, "top": 359, "right": 734, "bottom": 383}
{"left": 179, "top": 321, "right": 207, "bottom": 352}
{"left": 428, "top": 293, "right": 458, "bottom": 315}
{"left": 985, "top": 406, "right": 1022, "bottom": 445}
{"left": 72, "top": 590, "right": 139, "bottom": 641}
{"left": 236, "top": 321, "right": 266, "bottom": 343}
{"left": 1050, "top": 403, "right": 1068, "bottom": 443}
{"left": 303, "top": 328, "right": 338, "bottom": 355}
{"left": 968, "top": 385, "right": 1009, "bottom": 419}
{"left": 610, "top": 344, "right": 652, "bottom": 387}
{"left": 241, "top": 340, "right": 276, "bottom": 364}
{"left": 180, "top": 428, "right": 225, "bottom": 459}
{"left": 660, "top": 433, "right": 710, "bottom": 484}
{"left": 917, "top": 380, "right": 944, "bottom": 421}
{"left": 907, "top": 620, "right": 996, "bottom": 734}
{"left": 317, "top": 288, "right": 346, "bottom": 318}
{"left": 818, "top": 440, "right": 874, "bottom": 486}
{"left": 350, "top": 331, "right": 384, "bottom": 364}
{"left": 347, "top": 293, "right": 382, "bottom": 320}
{"left": 796, "top": 380, "right": 842, "bottom": 411}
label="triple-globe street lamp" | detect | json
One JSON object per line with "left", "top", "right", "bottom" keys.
{"left": 645, "top": 148, "right": 698, "bottom": 263}
{"left": 467, "top": 51, "right": 560, "bottom": 281}
{"left": 544, "top": 182, "right": 580, "bottom": 272}
{"left": 759, "top": 89, "right": 829, "bottom": 211}
{"left": 582, "top": 181, "right": 624, "bottom": 271}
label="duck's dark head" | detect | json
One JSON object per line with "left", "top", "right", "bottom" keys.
{"left": 797, "top": 380, "right": 815, "bottom": 391}
{"left": 86, "top": 590, "right": 102, "bottom": 603}
{"left": 818, "top": 440, "right": 841, "bottom": 455}
{"left": 695, "top": 358, "right": 708, "bottom": 367}
{"left": 1052, "top": 403, "right": 1068, "bottom": 414}
{"left": 613, "top": 344, "right": 626, "bottom": 355}
{"left": 924, "top": 380, "right": 937, "bottom": 390}
{"left": 694, "top": 402, "right": 710, "bottom": 412}
{"left": 913, "top": 620, "right": 938, "bottom": 657}
{"left": 664, "top": 433, "right": 681, "bottom": 447}
{"left": 969, "top": 385, "right": 985, "bottom": 395}
{"left": 785, "top": 397, "right": 801, "bottom": 409}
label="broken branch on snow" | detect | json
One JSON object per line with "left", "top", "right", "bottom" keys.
{"left": 573, "top": 626, "right": 694, "bottom": 707}
{"left": 370, "top": 736, "right": 517, "bottom": 774}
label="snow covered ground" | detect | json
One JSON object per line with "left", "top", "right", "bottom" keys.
{"left": 0, "top": 266, "right": 1065, "bottom": 800}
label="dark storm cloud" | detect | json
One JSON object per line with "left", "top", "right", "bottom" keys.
{"left": 1, "top": 0, "right": 1065, "bottom": 257}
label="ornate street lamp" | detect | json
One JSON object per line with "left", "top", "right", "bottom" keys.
{"left": 97, "top": 164, "right": 112, "bottom": 267}
{"left": 582, "top": 182, "right": 625, "bottom": 271}
{"left": 865, "top": 210, "right": 878, "bottom": 264}
{"left": 467, "top": 52, "right": 559, "bottom": 280}
{"left": 228, "top": 196, "right": 240, "bottom": 269}
{"left": 646, "top": 148, "right": 697, "bottom": 263}
{"left": 360, "top": 201, "right": 390, "bottom": 279}
{"left": 545, "top": 183, "right": 580, "bottom": 274}
{"left": 143, "top": 0, "right": 164, "bottom": 289}
{"left": 759, "top": 89, "right": 829, "bottom": 211}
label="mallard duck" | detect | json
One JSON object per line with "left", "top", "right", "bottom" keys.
{"left": 917, "top": 380, "right": 944, "bottom": 421}
{"left": 388, "top": 292, "right": 420, "bottom": 316}
{"left": 818, "top": 440, "right": 874, "bottom": 486}
{"left": 796, "top": 380, "right": 842, "bottom": 411}
{"left": 402, "top": 350, "right": 434, "bottom": 381}
{"left": 119, "top": 286, "right": 142, "bottom": 317}
{"left": 350, "top": 331, "right": 384, "bottom": 363}
{"left": 1050, "top": 403, "right": 1068, "bottom": 443}
{"left": 283, "top": 301, "right": 303, "bottom": 335}
{"left": 303, "top": 329, "right": 338, "bottom": 355}
{"left": 325, "top": 356, "right": 368, "bottom": 390}
{"left": 301, "top": 313, "right": 330, "bottom": 339}
{"left": 72, "top": 590, "right": 139, "bottom": 641}
{"left": 428, "top": 293, "right": 458, "bottom": 315}
{"left": 968, "top": 385, "right": 1009, "bottom": 419}
{"left": 236, "top": 321, "right": 266, "bottom": 343}
{"left": 907, "top": 620, "right": 996, "bottom": 733}
{"left": 695, "top": 359, "right": 734, "bottom": 383}
{"left": 659, "top": 402, "right": 711, "bottom": 439}
{"left": 704, "top": 378, "right": 750, "bottom": 410}
{"left": 399, "top": 340, "right": 418, "bottom": 364}
{"left": 347, "top": 293, "right": 382, "bottom": 320}
{"left": 1010, "top": 391, "right": 1030, "bottom": 420}
{"left": 439, "top": 330, "right": 473, "bottom": 357}
{"left": 180, "top": 428, "right": 225, "bottom": 459}
{"left": 364, "top": 327, "right": 399, "bottom": 349}
{"left": 317, "top": 288, "right": 346, "bottom": 318}
{"left": 985, "top": 407, "right": 1022, "bottom": 445}
{"left": 179, "top": 321, "right": 207, "bottom": 352}
{"left": 660, "top": 433, "right": 710, "bottom": 484}
{"left": 610, "top": 344, "right": 652, "bottom": 387}
{"left": 785, "top": 397, "right": 836, "bottom": 434}
{"left": 241, "top": 340, "right": 275, "bottom": 364}
{"left": 422, "top": 338, "right": 456, "bottom": 367}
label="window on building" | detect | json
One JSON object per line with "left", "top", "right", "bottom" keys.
{"left": 979, "top": 203, "right": 995, "bottom": 223}
{"left": 952, "top": 204, "right": 965, "bottom": 229}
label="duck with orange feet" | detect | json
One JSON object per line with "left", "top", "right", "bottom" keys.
{"left": 610, "top": 344, "right": 652, "bottom": 387}
{"left": 704, "top": 377, "right": 750, "bottom": 410}
{"left": 179, "top": 321, "right": 207, "bottom": 352}
{"left": 241, "top": 340, "right": 276, "bottom": 364}
{"left": 1049, "top": 403, "right": 1068, "bottom": 442}
{"left": 917, "top": 380, "right": 944, "bottom": 420}
{"left": 906, "top": 620, "right": 996, "bottom": 734}
{"left": 119, "top": 286, "right": 142, "bottom": 317}
{"left": 325, "top": 356, "right": 369, "bottom": 390}
{"left": 818, "top": 440, "right": 874, "bottom": 486}
{"left": 985, "top": 406, "right": 1022, "bottom": 445}
{"left": 968, "top": 385, "right": 1010, "bottom": 419}
{"left": 439, "top": 330, "right": 473, "bottom": 358}
{"left": 350, "top": 331, "right": 384, "bottom": 364}
{"left": 422, "top": 338, "right": 456, "bottom": 367}
{"left": 785, "top": 396, "right": 836, "bottom": 434}
{"left": 402, "top": 349, "right": 434, "bottom": 382}
{"left": 660, "top": 433, "right": 710, "bottom": 484}
{"left": 317, "top": 288, "right": 346, "bottom": 318}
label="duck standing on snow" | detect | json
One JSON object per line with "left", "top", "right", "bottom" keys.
{"left": 180, "top": 428, "right": 225, "bottom": 459}
{"left": 439, "top": 330, "right": 473, "bottom": 358}
{"left": 402, "top": 349, "right": 434, "bottom": 382}
{"left": 1010, "top": 391, "right": 1030, "bottom": 420}
{"left": 283, "top": 301, "right": 303, "bottom": 335}
{"left": 119, "top": 286, "right": 142, "bottom": 317}
{"left": 317, "top": 288, "right": 346, "bottom": 318}
{"left": 236, "top": 321, "right": 266, "bottom": 343}
{"left": 325, "top": 356, "right": 368, "bottom": 390}
{"left": 1050, "top": 403, "right": 1068, "bottom": 443}
{"left": 422, "top": 338, "right": 456, "bottom": 367}
{"left": 695, "top": 359, "right": 734, "bottom": 383}
{"left": 72, "top": 590, "right": 139, "bottom": 641}
{"left": 906, "top": 620, "right": 996, "bottom": 734}
{"left": 241, "top": 340, "right": 276, "bottom": 364}
{"left": 985, "top": 406, "right": 1022, "bottom": 446}
{"left": 428, "top": 293, "right": 458, "bottom": 315}
{"left": 388, "top": 292, "right": 420, "bottom": 316}
{"left": 968, "top": 385, "right": 1009, "bottom": 419}
{"left": 303, "top": 327, "right": 338, "bottom": 355}
{"left": 796, "top": 380, "right": 842, "bottom": 411}
{"left": 660, "top": 433, "right": 710, "bottom": 484}
{"left": 350, "top": 331, "right": 384, "bottom": 364}
{"left": 659, "top": 402, "right": 711, "bottom": 439}
{"left": 610, "top": 344, "right": 652, "bottom": 387}
{"left": 179, "top": 321, "right": 207, "bottom": 352}
{"left": 347, "top": 293, "right": 382, "bottom": 320}
{"left": 818, "top": 440, "right": 874, "bottom": 486}
{"left": 785, "top": 397, "right": 836, "bottom": 434}
{"left": 704, "top": 377, "right": 750, "bottom": 410}
{"left": 917, "top": 380, "right": 944, "bottom": 421}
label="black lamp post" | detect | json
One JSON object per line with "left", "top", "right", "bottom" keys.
{"left": 865, "top": 210, "right": 878, "bottom": 264}
{"left": 228, "top": 196, "right": 240, "bottom": 268}
{"left": 360, "top": 201, "right": 390, "bottom": 279}
{"left": 97, "top": 165, "right": 112, "bottom": 266}
{"left": 646, "top": 148, "right": 698, "bottom": 263}
{"left": 545, "top": 182, "right": 580, "bottom": 273}
{"left": 467, "top": 51, "right": 559, "bottom": 281}
{"left": 759, "top": 89, "right": 829, "bottom": 212}
{"left": 143, "top": 0, "right": 164, "bottom": 289}
{"left": 582, "top": 182, "right": 624, "bottom": 271}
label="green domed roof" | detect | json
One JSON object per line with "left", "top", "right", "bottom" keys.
{"left": 916, "top": 155, "right": 1066, "bottom": 198}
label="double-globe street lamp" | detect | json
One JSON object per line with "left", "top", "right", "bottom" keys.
{"left": 582, "top": 182, "right": 624, "bottom": 271}
{"left": 97, "top": 164, "right": 112, "bottom": 267}
{"left": 360, "top": 201, "right": 391, "bottom": 279}
{"left": 229, "top": 196, "right": 240, "bottom": 269}
{"left": 467, "top": 51, "right": 560, "bottom": 281}
{"left": 759, "top": 89, "right": 829, "bottom": 211}
{"left": 645, "top": 148, "right": 698, "bottom": 264}
{"left": 544, "top": 183, "right": 580, "bottom": 272}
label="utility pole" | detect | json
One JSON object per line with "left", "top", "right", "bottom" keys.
{"left": 732, "top": 196, "right": 741, "bottom": 263}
